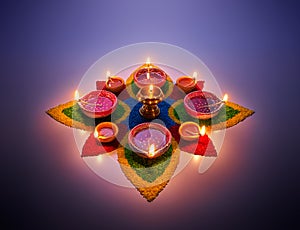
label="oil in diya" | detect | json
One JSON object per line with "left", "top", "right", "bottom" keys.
{"left": 105, "top": 71, "right": 125, "bottom": 94}
{"left": 133, "top": 57, "right": 167, "bottom": 88}
{"left": 136, "top": 84, "right": 164, "bottom": 119}
{"left": 176, "top": 72, "right": 198, "bottom": 93}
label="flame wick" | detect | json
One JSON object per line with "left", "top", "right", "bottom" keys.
{"left": 192, "top": 72, "right": 198, "bottom": 81}
{"left": 149, "top": 144, "right": 155, "bottom": 157}
{"left": 200, "top": 126, "right": 206, "bottom": 136}
{"left": 74, "top": 90, "right": 80, "bottom": 101}
{"left": 223, "top": 94, "right": 228, "bottom": 102}
{"left": 94, "top": 130, "right": 98, "bottom": 138}
{"left": 146, "top": 57, "right": 151, "bottom": 65}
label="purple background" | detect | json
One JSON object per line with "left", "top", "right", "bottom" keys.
{"left": 1, "top": 0, "right": 299, "bottom": 229}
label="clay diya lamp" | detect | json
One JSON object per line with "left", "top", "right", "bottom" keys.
{"left": 133, "top": 64, "right": 167, "bottom": 88}
{"left": 94, "top": 122, "right": 119, "bottom": 143}
{"left": 176, "top": 76, "right": 197, "bottom": 93}
{"left": 179, "top": 122, "right": 206, "bottom": 141}
{"left": 137, "top": 84, "right": 164, "bottom": 119}
{"left": 105, "top": 76, "right": 125, "bottom": 94}
{"left": 77, "top": 90, "right": 118, "bottom": 118}
{"left": 128, "top": 122, "right": 172, "bottom": 159}
{"left": 184, "top": 91, "right": 226, "bottom": 119}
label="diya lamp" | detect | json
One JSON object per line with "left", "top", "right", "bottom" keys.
{"left": 184, "top": 91, "right": 228, "bottom": 119}
{"left": 176, "top": 72, "right": 198, "bottom": 93}
{"left": 128, "top": 122, "right": 172, "bottom": 159}
{"left": 94, "top": 122, "right": 118, "bottom": 143}
{"left": 179, "top": 122, "right": 206, "bottom": 141}
{"left": 76, "top": 90, "right": 118, "bottom": 118}
{"left": 105, "top": 71, "right": 125, "bottom": 94}
{"left": 137, "top": 84, "right": 164, "bottom": 119}
{"left": 133, "top": 57, "right": 167, "bottom": 88}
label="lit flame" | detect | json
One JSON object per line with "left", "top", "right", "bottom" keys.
{"left": 147, "top": 72, "right": 150, "bottom": 80}
{"left": 106, "top": 70, "right": 111, "bottom": 79}
{"left": 200, "top": 125, "right": 206, "bottom": 136}
{"left": 74, "top": 90, "right": 80, "bottom": 100}
{"left": 146, "top": 57, "right": 151, "bottom": 65}
{"left": 149, "top": 84, "right": 153, "bottom": 92}
{"left": 192, "top": 71, "right": 198, "bottom": 80}
{"left": 223, "top": 94, "right": 228, "bottom": 102}
{"left": 94, "top": 130, "right": 98, "bottom": 138}
{"left": 149, "top": 144, "right": 155, "bottom": 157}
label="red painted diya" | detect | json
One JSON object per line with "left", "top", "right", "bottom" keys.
{"left": 78, "top": 90, "right": 117, "bottom": 118}
{"left": 128, "top": 122, "right": 172, "bottom": 159}
{"left": 105, "top": 76, "right": 125, "bottom": 94}
{"left": 184, "top": 91, "right": 224, "bottom": 119}
{"left": 134, "top": 67, "right": 167, "bottom": 88}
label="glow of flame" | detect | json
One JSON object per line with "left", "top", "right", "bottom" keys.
{"left": 94, "top": 130, "right": 99, "bottom": 139}
{"left": 200, "top": 125, "right": 206, "bottom": 136}
{"left": 97, "top": 155, "right": 102, "bottom": 162}
{"left": 149, "top": 84, "right": 153, "bottom": 92}
{"left": 149, "top": 144, "right": 155, "bottom": 157}
{"left": 223, "top": 94, "right": 228, "bottom": 102}
{"left": 192, "top": 71, "right": 198, "bottom": 80}
{"left": 147, "top": 72, "right": 150, "bottom": 80}
{"left": 193, "top": 155, "right": 201, "bottom": 161}
{"left": 74, "top": 90, "right": 80, "bottom": 100}
{"left": 106, "top": 70, "right": 111, "bottom": 79}
{"left": 146, "top": 57, "right": 151, "bottom": 65}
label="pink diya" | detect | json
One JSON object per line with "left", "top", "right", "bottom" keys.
{"left": 133, "top": 65, "right": 167, "bottom": 88}
{"left": 94, "top": 122, "right": 118, "bottom": 143}
{"left": 78, "top": 90, "right": 117, "bottom": 118}
{"left": 105, "top": 76, "right": 125, "bottom": 94}
{"left": 128, "top": 122, "right": 172, "bottom": 159}
{"left": 184, "top": 91, "right": 226, "bottom": 119}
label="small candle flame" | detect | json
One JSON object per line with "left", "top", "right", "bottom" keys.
{"left": 147, "top": 72, "right": 150, "bottom": 80}
{"left": 223, "top": 94, "right": 228, "bottom": 102}
{"left": 192, "top": 72, "right": 198, "bottom": 81}
{"left": 74, "top": 90, "right": 80, "bottom": 100}
{"left": 200, "top": 125, "right": 206, "bottom": 136}
{"left": 106, "top": 71, "right": 111, "bottom": 79}
{"left": 94, "top": 130, "right": 99, "bottom": 139}
{"left": 149, "top": 144, "right": 155, "bottom": 157}
{"left": 146, "top": 57, "right": 151, "bottom": 65}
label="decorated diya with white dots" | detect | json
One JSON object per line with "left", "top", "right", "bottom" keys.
{"left": 184, "top": 91, "right": 227, "bottom": 119}
{"left": 128, "top": 122, "right": 172, "bottom": 159}
{"left": 77, "top": 90, "right": 117, "bottom": 118}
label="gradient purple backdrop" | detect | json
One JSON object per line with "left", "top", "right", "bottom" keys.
{"left": 1, "top": 0, "right": 299, "bottom": 229}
